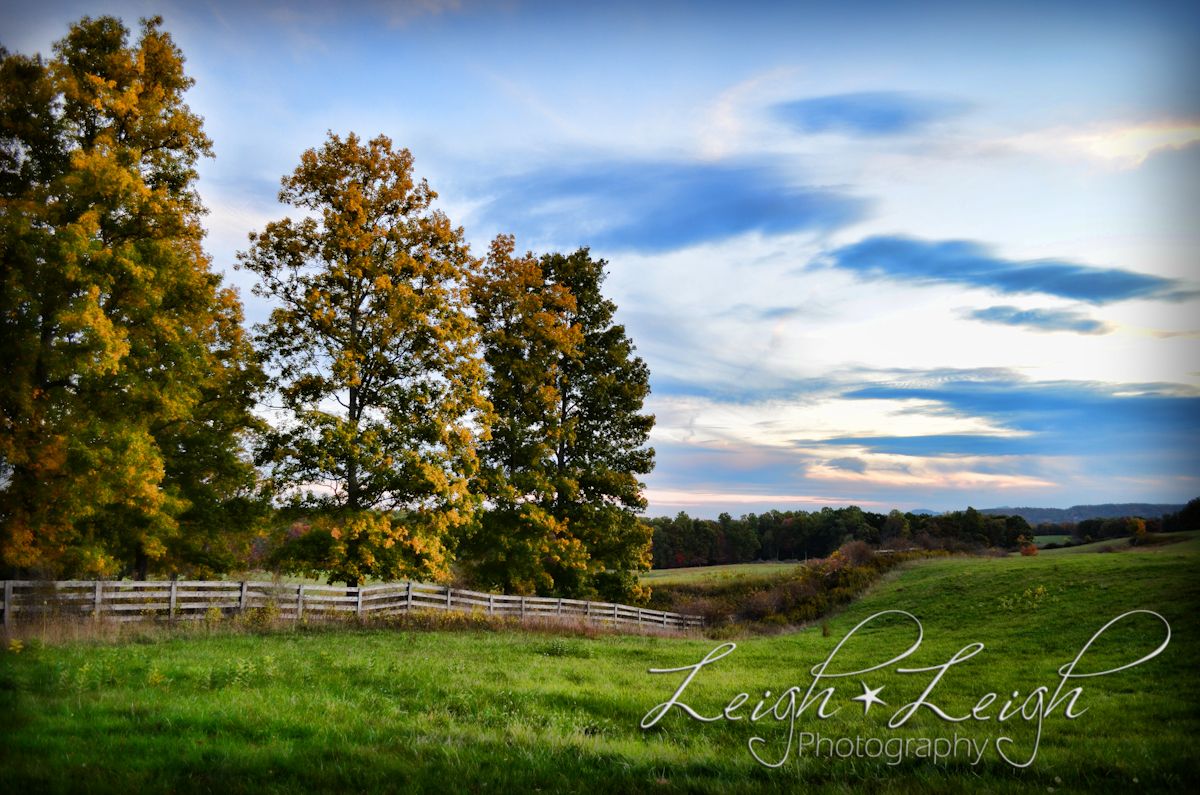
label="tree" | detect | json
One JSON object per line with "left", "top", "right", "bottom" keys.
{"left": 882, "top": 509, "right": 910, "bottom": 543}
{"left": 240, "top": 132, "right": 488, "bottom": 587}
{"left": 0, "top": 16, "right": 265, "bottom": 578}
{"left": 463, "top": 239, "right": 654, "bottom": 602}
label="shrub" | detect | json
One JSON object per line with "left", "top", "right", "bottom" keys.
{"left": 1020, "top": 544, "right": 1039, "bottom": 556}
{"left": 838, "top": 540, "right": 874, "bottom": 566}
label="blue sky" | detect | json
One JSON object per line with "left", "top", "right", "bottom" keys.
{"left": 3, "top": 0, "right": 1198, "bottom": 515}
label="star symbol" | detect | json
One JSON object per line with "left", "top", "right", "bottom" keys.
{"left": 852, "top": 681, "right": 887, "bottom": 715}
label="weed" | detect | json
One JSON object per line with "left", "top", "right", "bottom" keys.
{"left": 537, "top": 639, "right": 593, "bottom": 658}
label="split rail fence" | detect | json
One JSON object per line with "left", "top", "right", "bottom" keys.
{"left": 0, "top": 580, "right": 703, "bottom": 631}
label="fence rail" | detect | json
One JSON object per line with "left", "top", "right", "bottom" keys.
{"left": 0, "top": 579, "right": 703, "bottom": 630}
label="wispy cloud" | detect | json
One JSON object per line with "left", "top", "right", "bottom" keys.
{"left": 827, "top": 456, "right": 867, "bottom": 473}
{"left": 774, "top": 91, "right": 968, "bottom": 137}
{"left": 471, "top": 160, "right": 867, "bottom": 253}
{"left": 701, "top": 67, "right": 798, "bottom": 160}
{"left": 645, "top": 373, "right": 1200, "bottom": 515}
{"left": 825, "top": 236, "right": 1191, "bottom": 304}
{"left": 372, "top": 0, "right": 468, "bottom": 26}
{"left": 963, "top": 305, "right": 1114, "bottom": 335}
{"left": 643, "top": 488, "right": 884, "bottom": 508}
{"left": 840, "top": 378, "right": 1200, "bottom": 457}
{"left": 1004, "top": 121, "right": 1200, "bottom": 169}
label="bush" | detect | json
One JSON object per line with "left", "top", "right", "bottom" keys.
{"left": 837, "top": 540, "right": 874, "bottom": 566}
{"left": 1020, "top": 544, "right": 1038, "bottom": 556}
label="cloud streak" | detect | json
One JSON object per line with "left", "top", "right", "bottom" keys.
{"left": 644, "top": 374, "right": 1200, "bottom": 515}
{"left": 774, "top": 91, "right": 967, "bottom": 137}
{"left": 839, "top": 378, "right": 1200, "bottom": 457}
{"left": 472, "top": 160, "right": 867, "bottom": 253}
{"left": 964, "top": 305, "right": 1114, "bottom": 335}
{"left": 826, "top": 236, "right": 1191, "bottom": 304}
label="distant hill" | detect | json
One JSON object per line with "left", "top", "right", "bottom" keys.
{"left": 909, "top": 509, "right": 942, "bottom": 516}
{"left": 978, "top": 503, "right": 1187, "bottom": 524}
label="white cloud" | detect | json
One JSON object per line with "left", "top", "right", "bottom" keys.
{"left": 1001, "top": 121, "right": 1200, "bottom": 169}
{"left": 649, "top": 394, "right": 1020, "bottom": 449}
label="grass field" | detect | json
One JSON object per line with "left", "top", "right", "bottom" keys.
{"left": 1033, "top": 534, "right": 1075, "bottom": 545}
{"left": 2, "top": 540, "right": 1196, "bottom": 793}
{"left": 641, "top": 562, "right": 803, "bottom": 585}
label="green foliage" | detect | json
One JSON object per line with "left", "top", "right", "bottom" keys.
{"left": 646, "top": 505, "right": 1052, "bottom": 569}
{"left": 1161, "top": 497, "right": 1200, "bottom": 533}
{"left": 0, "top": 16, "right": 265, "bottom": 578}
{"left": 462, "top": 240, "right": 654, "bottom": 602}
{"left": 241, "top": 132, "right": 488, "bottom": 586}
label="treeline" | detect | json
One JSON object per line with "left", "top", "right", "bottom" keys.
{"left": 0, "top": 17, "right": 653, "bottom": 604}
{"left": 1026, "top": 497, "right": 1200, "bottom": 542}
{"left": 647, "top": 506, "right": 1035, "bottom": 568}
{"left": 649, "top": 497, "right": 1200, "bottom": 568}
{"left": 979, "top": 502, "right": 1188, "bottom": 525}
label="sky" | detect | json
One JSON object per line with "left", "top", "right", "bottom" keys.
{"left": 3, "top": 0, "right": 1198, "bottom": 517}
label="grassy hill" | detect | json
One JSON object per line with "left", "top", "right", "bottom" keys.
{"left": 2, "top": 538, "right": 1196, "bottom": 793}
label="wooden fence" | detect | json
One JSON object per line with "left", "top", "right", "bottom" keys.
{"left": 0, "top": 579, "right": 703, "bottom": 631}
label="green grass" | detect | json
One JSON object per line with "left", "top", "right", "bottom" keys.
{"left": 1030, "top": 530, "right": 1199, "bottom": 557}
{"left": 2, "top": 545, "right": 1197, "bottom": 793}
{"left": 642, "top": 562, "right": 803, "bottom": 585}
{"left": 1033, "top": 534, "right": 1075, "bottom": 545}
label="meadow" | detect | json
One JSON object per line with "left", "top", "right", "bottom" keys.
{"left": 1, "top": 539, "right": 1196, "bottom": 794}
{"left": 639, "top": 562, "right": 803, "bottom": 585}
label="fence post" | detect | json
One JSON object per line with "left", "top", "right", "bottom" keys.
{"left": 585, "top": 600, "right": 590, "bottom": 622}
{"left": 239, "top": 581, "right": 249, "bottom": 615}
{"left": 662, "top": 610, "right": 667, "bottom": 628}
{"left": 296, "top": 584, "right": 305, "bottom": 621}
{"left": 169, "top": 579, "right": 178, "bottom": 623}
{"left": 637, "top": 607, "right": 642, "bottom": 627}
{"left": 557, "top": 598, "right": 562, "bottom": 618}
{"left": 613, "top": 602, "right": 619, "bottom": 625}
{"left": 489, "top": 594, "right": 494, "bottom": 616}
{"left": 446, "top": 585, "right": 452, "bottom": 611}
{"left": 2, "top": 580, "right": 9, "bottom": 626}
{"left": 356, "top": 586, "right": 364, "bottom": 618}
{"left": 520, "top": 596, "right": 526, "bottom": 623}
{"left": 93, "top": 580, "right": 103, "bottom": 621}
{"left": 406, "top": 582, "right": 412, "bottom": 614}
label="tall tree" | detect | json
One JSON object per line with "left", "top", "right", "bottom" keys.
{"left": 464, "top": 240, "right": 654, "bottom": 602}
{"left": 0, "top": 16, "right": 265, "bottom": 578}
{"left": 241, "top": 132, "right": 487, "bottom": 587}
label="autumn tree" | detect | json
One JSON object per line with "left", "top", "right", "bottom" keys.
{"left": 0, "top": 16, "right": 266, "bottom": 579}
{"left": 241, "top": 132, "right": 488, "bottom": 587}
{"left": 463, "top": 240, "right": 654, "bottom": 603}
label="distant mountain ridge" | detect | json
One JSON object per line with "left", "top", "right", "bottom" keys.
{"left": 978, "top": 503, "right": 1186, "bottom": 524}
